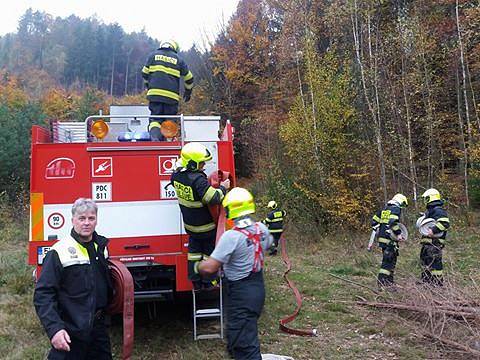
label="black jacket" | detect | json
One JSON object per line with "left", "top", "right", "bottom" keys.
{"left": 264, "top": 209, "right": 286, "bottom": 233}
{"left": 423, "top": 200, "right": 450, "bottom": 242}
{"left": 371, "top": 202, "right": 402, "bottom": 248}
{"left": 171, "top": 169, "right": 226, "bottom": 239}
{"left": 34, "top": 231, "right": 113, "bottom": 341}
{"left": 142, "top": 47, "right": 194, "bottom": 104}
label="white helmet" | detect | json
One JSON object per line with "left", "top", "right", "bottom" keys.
{"left": 421, "top": 188, "right": 441, "bottom": 205}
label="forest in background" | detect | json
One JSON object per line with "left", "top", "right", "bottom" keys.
{"left": 1, "top": 0, "right": 479, "bottom": 233}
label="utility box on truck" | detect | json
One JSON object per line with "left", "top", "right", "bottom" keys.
{"left": 28, "top": 106, "right": 235, "bottom": 300}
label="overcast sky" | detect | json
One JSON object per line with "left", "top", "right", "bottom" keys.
{"left": 0, "top": 0, "right": 240, "bottom": 49}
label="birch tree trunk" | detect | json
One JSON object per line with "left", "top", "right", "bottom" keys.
{"left": 456, "top": 0, "right": 471, "bottom": 207}
{"left": 351, "top": 0, "right": 387, "bottom": 202}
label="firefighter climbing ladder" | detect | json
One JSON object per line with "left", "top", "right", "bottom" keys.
{"left": 192, "top": 278, "right": 224, "bottom": 340}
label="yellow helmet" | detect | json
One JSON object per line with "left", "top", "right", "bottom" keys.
{"left": 267, "top": 200, "right": 277, "bottom": 209}
{"left": 222, "top": 187, "right": 255, "bottom": 220}
{"left": 391, "top": 193, "right": 408, "bottom": 208}
{"left": 160, "top": 39, "right": 179, "bottom": 53}
{"left": 421, "top": 188, "right": 441, "bottom": 205}
{"left": 180, "top": 143, "right": 212, "bottom": 170}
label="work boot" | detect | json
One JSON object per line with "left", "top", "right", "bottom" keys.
{"left": 149, "top": 127, "right": 165, "bottom": 141}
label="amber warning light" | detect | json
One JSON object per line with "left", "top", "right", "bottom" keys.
{"left": 91, "top": 120, "right": 109, "bottom": 139}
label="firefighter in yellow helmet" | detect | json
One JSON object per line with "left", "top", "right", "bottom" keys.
{"left": 371, "top": 193, "right": 408, "bottom": 287}
{"left": 142, "top": 39, "right": 194, "bottom": 141}
{"left": 198, "top": 187, "right": 273, "bottom": 359}
{"left": 171, "top": 142, "right": 230, "bottom": 290}
{"left": 419, "top": 188, "right": 450, "bottom": 286}
{"left": 262, "top": 200, "right": 286, "bottom": 255}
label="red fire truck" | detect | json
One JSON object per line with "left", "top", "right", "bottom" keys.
{"left": 28, "top": 105, "right": 235, "bottom": 300}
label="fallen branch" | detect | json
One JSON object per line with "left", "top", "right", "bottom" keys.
{"left": 356, "top": 301, "right": 480, "bottom": 321}
{"left": 328, "top": 273, "right": 380, "bottom": 295}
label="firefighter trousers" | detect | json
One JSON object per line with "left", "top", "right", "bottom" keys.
{"left": 226, "top": 271, "right": 265, "bottom": 360}
{"left": 48, "top": 315, "right": 111, "bottom": 360}
{"left": 188, "top": 235, "right": 215, "bottom": 284}
{"left": 148, "top": 102, "right": 179, "bottom": 141}
{"left": 420, "top": 243, "right": 443, "bottom": 286}
{"left": 269, "top": 232, "right": 282, "bottom": 255}
{"left": 378, "top": 243, "right": 398, "bottom": 286}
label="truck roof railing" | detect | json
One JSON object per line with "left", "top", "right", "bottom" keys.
{"left": 79, "top": 114, "right": 221, "bottom": 144}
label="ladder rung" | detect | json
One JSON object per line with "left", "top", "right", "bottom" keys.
{"left": 196, "top": 334, "right": 222, "bottom": 340}
{"left": 195, "top": 308, "right": 221, "bottom": 317}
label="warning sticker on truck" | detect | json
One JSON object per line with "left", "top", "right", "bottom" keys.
{"left": 92, "top": 182, "right": 112, "bottom": 202}
{"left": 160, "top": 180, "right": 177, "bottom": 199}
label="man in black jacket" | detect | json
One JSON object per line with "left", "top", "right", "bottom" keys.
{"left": 34, "top": 198, "right": 113, "bottom": 360}
{"left": 142, "top": 39, "right": 194, "bottom": 141}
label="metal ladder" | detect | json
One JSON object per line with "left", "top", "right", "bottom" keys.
{"left": 192, "top": 278, "right": 224, "bottom": 340}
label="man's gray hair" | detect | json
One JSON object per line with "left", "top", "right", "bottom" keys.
{"left": 71, "top": 198, "right": 98, "bottom": 216}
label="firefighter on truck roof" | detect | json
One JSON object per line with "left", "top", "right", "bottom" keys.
{"left": 171, "top": 142, "right": 230, "bottom": 290}
{"left": 142, "top": 39, "right": 194, "bottom": 141}
{"left": 198, "top": 187, "right": 273, "bottom": 360}
{"left": 34, "top": 198, "right": 113, "bottom": 360}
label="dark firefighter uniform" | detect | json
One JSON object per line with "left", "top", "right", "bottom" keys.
{"left": 141, "top": 41, "right": 194, "bottom": 140}
{"left": 171, "top": 168, "right": 226, "bottom": 287}
{"left": 372, "top": 203, "right": 402, "bottom": 286}
{"left": 34, "top": 230, "right": 113, "bottom": 360}
{"left": 263, "top": 208, "right": 286, "bottom": 255}
{"left": 420, "top": 200, "right": 450, "bottom": 285}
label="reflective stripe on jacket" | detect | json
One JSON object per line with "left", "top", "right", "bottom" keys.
{"left": 142, "top": 48, "right": 193, "bottom": 104}
{"left": 264, "top": 209, "right": 286, "bottom": 233}
{"left": 171, "top": 168, "right": 226, "bottom": 239}
{"left": 34, "top": 232, "right": 112, "bottom": 341}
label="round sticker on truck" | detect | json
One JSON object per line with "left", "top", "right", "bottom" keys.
{"left": 48, "top": 212, "right": 65, "bottom": 229}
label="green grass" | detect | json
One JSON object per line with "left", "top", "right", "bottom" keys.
{"left": 1, "top": 209, "right": 479, "bottom": 359}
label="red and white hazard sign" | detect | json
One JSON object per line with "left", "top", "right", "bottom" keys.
{"left": 159, "top": 155, "right": 179, "bottom": 175}
{"left": 92, "top": 157, "right": 113, "bottom": 177}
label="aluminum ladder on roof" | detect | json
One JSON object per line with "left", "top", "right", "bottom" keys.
{"left": 192, "top": 277, "right": 224, "bottom": 340}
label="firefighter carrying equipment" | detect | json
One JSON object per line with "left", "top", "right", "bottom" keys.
{"left": 267, "top": 200, "right": 277, "bottom": 209}
{"left": 142, "top": 43, "right": 193, "bottom": 105}
{"left": 223, "top": 187, "right": 256, "bottom": 220}
{"left": 107, "top": 259, "right": 134, "bottom": 360}
{"left": 279, "top": 233, "right": 317, "bottom": 337}
{"left": 371, "top": 199, "right": 404, "bottom": 286}
{"left": 421, "top": 188, "right": 441, "bottom": 205}
{"left": 419, "top": 197, "right": 449, "bottom": 286}
{"left": 181, "top": 142, "right": 213, "bottom": 171}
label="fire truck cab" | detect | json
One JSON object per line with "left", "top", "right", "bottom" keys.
{"left": 28, "top": 105, "right": 235, "bottom": 300}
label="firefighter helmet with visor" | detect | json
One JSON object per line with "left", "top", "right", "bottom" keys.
{"left": 180, "top": 143, "right": 212, "bottom": 170}
{"left": 160, "top": 39, "right": 179, "bottom": 53}
{"left": 391, "top": 193, "right": 408, "bottom": 208}
{"left": 421, "top": 188, "right": 441, "bottom": 205}
{"left": 267, "top": 200, "right": 277, "bottom": 209}
{"left": 223, "top": 187, "right": 256, "bottom": 220}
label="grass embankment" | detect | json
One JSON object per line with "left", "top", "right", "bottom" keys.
{"left": 1, "top": 212, "right": 479, "bottom": 359}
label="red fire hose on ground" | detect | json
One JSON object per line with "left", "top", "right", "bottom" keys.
{"left": 279, "top": 235, "right": 318, "bottom": 337}
{"left": 108, "top": 259, "right": 135, "bottom": 360}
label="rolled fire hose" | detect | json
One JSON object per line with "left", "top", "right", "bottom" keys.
{"left": 279, "top": 235, "right": 318, "bottom": 337}
{"left": 107, "top": 259, "right": 134, "bottom": 360}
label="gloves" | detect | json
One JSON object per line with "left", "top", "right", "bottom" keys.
{"left": 183, "top": 90, "right": 191, "bottom": 102}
